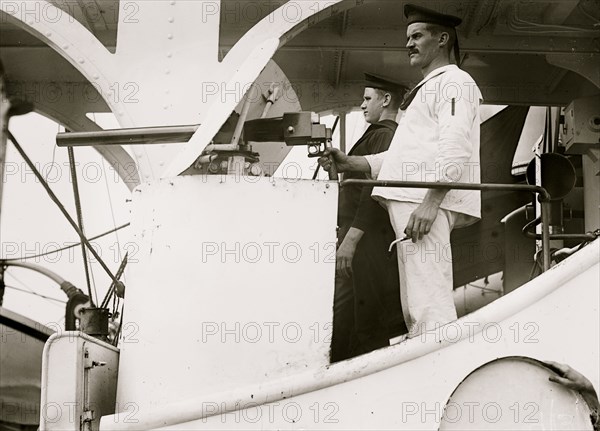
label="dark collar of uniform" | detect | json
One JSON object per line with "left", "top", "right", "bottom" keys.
{"left": 399, "top": 66, "right": 454, "bottom": 111}
{"left": 367, "top": 119, "right": 398, "bottom": 132}
{"left": 347, "top": 119, "right": 398, "bottom": 156}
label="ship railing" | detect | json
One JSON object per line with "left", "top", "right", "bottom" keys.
{"left": 341, "top": 179, "right": 597, "bottom": 273}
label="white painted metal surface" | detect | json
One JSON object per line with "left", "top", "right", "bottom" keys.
{"left": 101, "top": 240, "right": 599, "bottom": 430}
{"left": 113, "top": 176, "right": 338, "bottom": 417}
{"left": 440, "top": 357, "right": 593, "bottom": 430}
{"left": 40, "top": 332, "right": 119, "bottom": 431}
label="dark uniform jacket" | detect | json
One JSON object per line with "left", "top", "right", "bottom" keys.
{"left": 338, "top": 119, "right": 398, "bottom": 235}
{"left": 337, "top": 119, "right": 406, "bottom": 350}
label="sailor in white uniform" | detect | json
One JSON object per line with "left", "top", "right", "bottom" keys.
{"left": 319, "top": 4, "right": 482, "bottom": 336}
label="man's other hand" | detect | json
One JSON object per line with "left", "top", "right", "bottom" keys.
{"left": 404, "top": 188, "right": 447, "bottom": 242}
{"left": 336, "top": 239, "right": 356, "bottom": 278}
{"left": 404, "top": 200, "right": 441, "bottom": 242}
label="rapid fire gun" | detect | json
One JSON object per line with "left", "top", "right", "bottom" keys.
{"left": 244, "top": 112, "right": 338, "bottom": 179}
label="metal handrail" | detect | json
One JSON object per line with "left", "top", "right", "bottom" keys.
{"left": 341, "top": 179, "right": 553, "bottom": 271}
{"left": 522, "top": 216, "right": 598, "bottom": 241}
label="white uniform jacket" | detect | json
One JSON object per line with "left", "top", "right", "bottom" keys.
{"left": 365, "top": 64, "right": 483, "bottom": 227}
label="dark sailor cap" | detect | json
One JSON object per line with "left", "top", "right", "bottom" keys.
{"left": 364, "top": 72, "right": 406, "bottom": 94}
{"left": 404, "top": 4, "right": 462, "bottom": 27}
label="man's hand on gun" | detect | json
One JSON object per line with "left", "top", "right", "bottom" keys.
{"left": 318, "top": 148, "right": 349, "bottom": 173}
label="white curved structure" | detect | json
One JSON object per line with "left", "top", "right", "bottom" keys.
{"left": 0, "top": 0, "right": 351, "bottom": 181}
{"left": 97, "top": 177, "right": 599, "bottom": 430}
{"left": 3, "top": 1, "right": 598, "bottom": 430}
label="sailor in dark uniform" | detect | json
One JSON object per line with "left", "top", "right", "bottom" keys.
{"left": 331, "top": 73, "right": 408, "bottom": 362}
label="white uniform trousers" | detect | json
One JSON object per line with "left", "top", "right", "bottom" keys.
{"left": 386, "top": 201, "right": 458, "bottom": 336}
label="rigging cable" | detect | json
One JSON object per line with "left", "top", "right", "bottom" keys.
{"left": 6, "top": 131, "right": 124, "bottom": 292}
{"left": 4, "top": 270, "right": 64, "bottom": 308}
{"left": 0, "top": 266, "right": 4, "bottom": 306}
{"left": 112, "top": 302, "right": 124, "bottom": 347}
{"left": 88, "top": 254, "right": 99, "bottom": 306}
{"left": 68, "top": 146, "right": 96, "bottom": 305}
{"left": 112, "top": 290, "right": 120, "bottom": 325}
{"left": 100, "top": 252, "right": 127, "bottom": 309}
{"left": 93, "top": 112, "right": 124, "bottom": 258}
{"left": 4, "top": 284, "right": 66, "bottom": 304}
{"left": 143, "top": 146, "right": 156, "bottom": 179}
{"left": 101, "top": 157, "right": 121, "bottom": 246}
{"left": 101, "top": 156, "right": 125, "bottom": 284}
{"left": 0, "top": 223, "right": 130, "bottom": 262}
